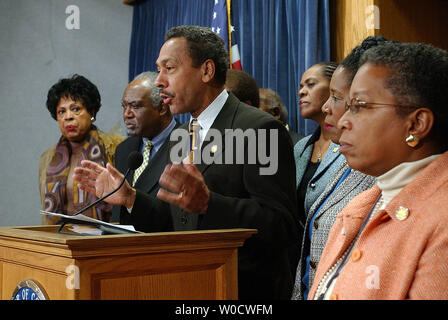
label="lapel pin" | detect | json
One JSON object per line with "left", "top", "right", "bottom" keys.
{"left": 333, "top": 147, "right": 339, "bottom": 153}
{"left": 395, "top": 206, "right": 409, "bottom": 221}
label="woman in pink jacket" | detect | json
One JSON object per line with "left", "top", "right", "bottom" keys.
{"left": 309, "top": 42, "right": 448, "bottom": 300}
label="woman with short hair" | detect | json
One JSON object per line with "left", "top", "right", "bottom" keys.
{"left": 39, "top": 74, "right": 123, "bottom": 224}
{"left": 292, "top": 36, "right": 388, "bottom": 300}
{"left": 309, "top": 42, "right": 448, "bottom": 300}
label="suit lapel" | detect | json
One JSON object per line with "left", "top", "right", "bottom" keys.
{"left": 118, "top": 136, "right": 142, "bottom": 185}
{"left": 295, "top": 140, "right": 313, "bottom": 188}
{"left": 195, "top": 93, "right": 238, "bottom": 174}
{"left": 134, "top": 122, "right": 181, "bottom": 192}
{"left": 134, "top": 138, "right": 168, "bottom": 193}
{"left": 311, "top": 142, "right": 341, "bottom": 182}
{"left": 320, "top": 169, "right": 366, "bottom": 216}
{"left": 313, "top": 162, "right": 351, "bottom": 221}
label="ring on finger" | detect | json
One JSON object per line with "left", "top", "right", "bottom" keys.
{"left": 179, "top": 189, "right": 187, "bottom": 198}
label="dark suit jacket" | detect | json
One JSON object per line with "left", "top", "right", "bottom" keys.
{"left": 289, "top": 130, "right": 304, "bottom": 146}
{"left": 111, "top": 121, "right": 179, "bottom": 230}
{"left": 130, "top": 93, "right": 300, "bottom": 299}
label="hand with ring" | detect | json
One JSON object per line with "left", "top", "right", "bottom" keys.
{"left": 157, "top": 157, "right": 210, "bottom": 213}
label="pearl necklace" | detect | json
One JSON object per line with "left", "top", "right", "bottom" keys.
{"left": 314, "top": 195, "right": 384, "bottom": 299}
{"left": 314, "top": 247, "right": 350, "bottom": 299}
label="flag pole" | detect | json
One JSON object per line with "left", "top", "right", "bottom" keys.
{"left": 226, "top": 0, "right": 232, "bottom": 68}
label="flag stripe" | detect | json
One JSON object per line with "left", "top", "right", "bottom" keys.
{"left": 211, "top": 0, "right": 242, "bottom": 70}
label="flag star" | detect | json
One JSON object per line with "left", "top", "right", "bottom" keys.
{"left": 230, "top": 25, "right": 235, "bottom": 32}
{"left": 216, "top": 27, "right": 221, "bottom": 34}
{"left": 211, "top": 27, "right": 215, "bottom": 32}
{"left": 215, "top": 0, "right": 219, "bottom": 4}
{"left": 213, "top": 12, "right": 217, "bottom": 19}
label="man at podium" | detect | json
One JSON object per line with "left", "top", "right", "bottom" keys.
{"left": 74, "top": 25, "right": 300, "bottom": 300}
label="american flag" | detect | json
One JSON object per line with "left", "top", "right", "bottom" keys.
{"left": 211, "top": 0, "right": 242, "bottom": 70}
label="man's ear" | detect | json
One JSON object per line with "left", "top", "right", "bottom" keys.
{"left": 271, "top": 106, "right": 281, "bottom": 120}
{"left": 201, "top": 59, "right": 216, "bottom": 83}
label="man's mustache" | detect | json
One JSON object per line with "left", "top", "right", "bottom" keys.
{"left": 160, "top": 90, "right": 174, "bottom": 98}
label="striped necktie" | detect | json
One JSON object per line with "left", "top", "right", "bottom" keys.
{"left": 132, "top": 140, "right": 153, "bottom": 186}
{"left": 189, "top": 118, "right": 200, "bottom": 163}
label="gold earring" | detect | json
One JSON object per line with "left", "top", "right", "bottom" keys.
{"left": 405, "top": 134, "right": 419, "bottom": 147}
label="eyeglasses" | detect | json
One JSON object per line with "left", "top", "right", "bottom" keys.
{"left": 344, "top": 97, "right": 420, "bottom": 115}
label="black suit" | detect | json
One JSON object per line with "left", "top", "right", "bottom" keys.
{"left": 289, "top": 129, "right": 304, "bottom": 146}
{"left": 111, "top": 121, "right": 179, "bottom": 231}
{"left": 130, "top": 93, "right": 300, "bottom": 299}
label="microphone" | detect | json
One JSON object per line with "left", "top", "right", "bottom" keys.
{"left": 73, "top": 151, "right": 143, "bottom": 216}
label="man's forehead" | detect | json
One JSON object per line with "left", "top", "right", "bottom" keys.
{"left": 156, "top": 38, "right": 189, "bottom": 65}
{"left": 123, "top": 83, "right": 151, "bottom": 99}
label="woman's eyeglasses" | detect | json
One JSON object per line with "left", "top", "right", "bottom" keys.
{"left": 344, "top": 97, "right": 420, "bottom": 115}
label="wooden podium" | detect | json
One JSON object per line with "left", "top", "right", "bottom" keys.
{"left": 0, "top": 225, "right": 256, "bottom": 300}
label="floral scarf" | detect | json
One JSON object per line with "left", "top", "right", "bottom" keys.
{"left": 43, "top": 126, "right": 112, "bottom": 224}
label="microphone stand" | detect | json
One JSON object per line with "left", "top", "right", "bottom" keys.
{"left": 57, "top": 167, "right": 133, "bottom": 234}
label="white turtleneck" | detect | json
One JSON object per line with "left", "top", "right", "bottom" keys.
{"left": 376, "top": 154, "right": 441, "bottom": 210}
{"left": 317, "top": 153, "right": 441, "bottom": 300}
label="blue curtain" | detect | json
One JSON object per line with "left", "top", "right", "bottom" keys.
{"left": 129, "top": 0, "right": 330, "bottom": 135}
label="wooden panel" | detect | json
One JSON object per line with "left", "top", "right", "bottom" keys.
{"left": 98, "top": 269, "right": 217, "bottom": 300}
{"left": 2, "top": 263, "right": 74, "bottom": 300}
{"left": 330, "top": 0, "right": 375, "bottom": 62}
{"left": 0, "top": 260, "right": 2, "bottom": 299}
{"left": 80, "top": 249, "right": 237, "bottom": 299}
{"left": 0, "top": 246, "right": 75, "bottom": 272}
{"left": 330, "top": 0, "right": 448, "bottom": 62}
{"left": 0, "top": 226, "right": 252, "bottom": 300}
{"left": 374, "top": 0, "right": 448, "bottom": 50}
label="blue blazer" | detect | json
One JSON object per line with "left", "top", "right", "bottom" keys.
{"left": 294, "top": 130, "right": 344, "bottom": 219}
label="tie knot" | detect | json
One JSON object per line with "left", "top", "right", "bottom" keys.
{"left": 190, "top": 118, "right": 200, "bottom": 131}
{"left": 145, "top": 140, "right": 153, "bottom": 150}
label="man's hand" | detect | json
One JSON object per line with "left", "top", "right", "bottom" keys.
{"left": 157, "top": 158, "right": 210, "bottom": 213}
{"left": 73, "top": 160, "right": 136, "bottom": 209}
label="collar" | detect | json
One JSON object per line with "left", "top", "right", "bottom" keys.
{"left": 189, "top": 89, "right": 228, "bottom": 146}
{"left": 142, "top": 118, "right": 176, "bottom": 153}
{"left": 377, "top": 154, "right": 441, "bottom": 207}
{"left": 303, "top": 127, "right": 321, "bottom": 150}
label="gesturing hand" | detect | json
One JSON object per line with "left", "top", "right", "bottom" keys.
{"left": 73, "top": 160, "right": 136, "bottom": 208}
{"left": 157, "top": 158, "right": 210, "bottom": 213}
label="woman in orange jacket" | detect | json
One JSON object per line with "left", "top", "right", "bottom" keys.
{"left": 309, "top": 42, "right": 448, "bottom": 300}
